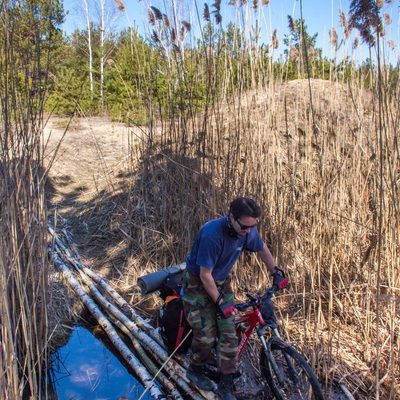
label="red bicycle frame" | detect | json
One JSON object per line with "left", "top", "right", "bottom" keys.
{"left": 235, "top": 305, "right": 265, "bottom": 358}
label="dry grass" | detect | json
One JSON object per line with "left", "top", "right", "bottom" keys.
{"left": 0, "top": 2, "right": 57, "bottom": 398}
{"left": 117, "top": 74, "right": 398, "bottom": 399}
{"left": 0, "top": 124, "right": 50, "bottom": 398}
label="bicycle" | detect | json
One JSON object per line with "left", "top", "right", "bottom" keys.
{"left": 230, "top": 285, "right": 325, "bottom": 400}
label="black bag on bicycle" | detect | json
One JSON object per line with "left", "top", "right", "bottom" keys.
{"left": 158, "top": 270, "right": 193, "bottom": 354}
{"left": 260, "top": 297, "right": 277, "bottom": 325}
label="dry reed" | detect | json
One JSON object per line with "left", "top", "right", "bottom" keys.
{"left": 0, "top": 1, "right": 56, "bottom": 398}
{"left": 113, "top": 4, "right": 399, "bottom": 399}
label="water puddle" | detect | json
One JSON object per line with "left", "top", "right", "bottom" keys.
{"left": 52, "top": 326, "right": 153, "bottom": 400}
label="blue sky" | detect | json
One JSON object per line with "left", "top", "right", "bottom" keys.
{"left": 61, "top": 0, "right": 399, "bottom": 63}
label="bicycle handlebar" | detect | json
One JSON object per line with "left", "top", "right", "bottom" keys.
{"left": 235, "top": 285, "right": 279, "bottom": 311}
{"left": 262, "top": 284, "right": 278, "bottom": 300}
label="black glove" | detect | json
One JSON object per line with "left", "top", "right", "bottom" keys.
{"left": 272, "top": 267, "right": 288, "bottom": 290}
{"left": 217, "top": 301, "right": 237, "bottom": 318}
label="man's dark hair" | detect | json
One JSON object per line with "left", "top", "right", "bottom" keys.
{"left": 229, "top": 197, "right": 261, "bottom": 219}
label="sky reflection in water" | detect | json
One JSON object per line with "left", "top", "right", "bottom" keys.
{"left": 53, "top": 326, "right": 153, "bottom": 400}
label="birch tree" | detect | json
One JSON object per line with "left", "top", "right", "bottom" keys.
{"left": 93, "top": 0, "right": 122, "bottom": 108}
{"left": 83, "top": 0, "right": 94, "bottom": 94}
{"left": 74, "top": 0, "right": 122, "bottom": 108}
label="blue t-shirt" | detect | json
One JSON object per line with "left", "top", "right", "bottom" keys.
{"left": 185, "top": 216, "right": 264, "bottom": 281}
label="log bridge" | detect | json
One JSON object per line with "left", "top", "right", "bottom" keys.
{"left": 48, "top": 224, "right": 219, "bottom": 400}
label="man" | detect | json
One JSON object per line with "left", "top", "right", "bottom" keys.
{"left": 182, "top": 197, "right": 288, "bottom": 400}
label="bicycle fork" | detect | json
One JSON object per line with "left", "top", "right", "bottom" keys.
{"left": 259, "top": 327, "right": 299, "bottom": 386}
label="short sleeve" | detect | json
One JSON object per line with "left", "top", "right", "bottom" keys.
{"left": 244, "top": 228, "right": 264, "bottom": 252}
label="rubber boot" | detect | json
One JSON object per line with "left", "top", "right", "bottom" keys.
{"left": 217, "top": 373, "right": 236, "bottom": 400}
{"left": 186, "top": 364, "right": 215, "bottom": 391}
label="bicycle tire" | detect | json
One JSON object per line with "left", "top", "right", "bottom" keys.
{"left": 259, "top": 337, "right": 324, "bottom": 400}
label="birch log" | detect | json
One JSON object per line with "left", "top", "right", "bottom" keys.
{"left": 107, "top": 312, "right": 186, "bottom": 400}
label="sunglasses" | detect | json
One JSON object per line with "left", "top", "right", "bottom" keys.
{"left": 235, "top": 218, "right": 257, "bottom": 230}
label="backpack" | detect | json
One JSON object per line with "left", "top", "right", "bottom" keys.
{"left": 158, "top": 270, "right": 193, "bottom": 354}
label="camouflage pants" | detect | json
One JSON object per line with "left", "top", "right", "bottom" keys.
{"left": 182, "top": 269, "right": 238, "bottom": 374}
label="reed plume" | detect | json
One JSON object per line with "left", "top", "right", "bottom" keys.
{"left": 203, "top": 3, "right": 210, "bottom": 21}
{"left": 339, "top": 9, "right": 352, "bottom": 39}
{"left": 288, "top": 15, "right": 297, "bottom": 34}
{"left": 148, "top": 9, "right": 155, "bottom": 26}
{"left": 151, "top": 30, "right": 160, "bottom": 43}
{"left": 170, "top": 28, "right": 176, "bottom": 42}
{"left": 387, "top": 39, "right": 396, "bottom": 50}
{"left": 329, "top": 27, "right": 338, "bottom": 48}
{"left": 163, "top": 14, "right": 170, "bottom": 29}
{"left": 181, "top": 21, "right": 191, "bottom": 32}
{"left": 261, "top": 0, "right": 270, "bottom": 5}
{"left": 253, "top": 0, "right": 258, "bottom": 12}
{"left": 349, "top": 0, "right": 383, "bottom": 45}
{"left": 383, "top": 13, "right": 392, "bottom": 25}
{"left": 150, "top": 6, "right": 163, "bottom": 21}
{"left": 113, "top": 0, "right": 125, "bottom": 12}
{"left": 272, "top": 29, "right": 279, "bottom": 49}
{"left": 339, "top": 9, "right": 347, "bottom": 28}
{"left": 212, "top": 0, "right": 221, "bottom": 13}
{"left": 212, "top": 0, "right": 222, "bottom": 24}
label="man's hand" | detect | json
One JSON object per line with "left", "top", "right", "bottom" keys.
{"left": 217, "top": 301, "right": 237, "bottom": 318}
{"left": 272, "top": 267, "right": 288, "bottom": 290}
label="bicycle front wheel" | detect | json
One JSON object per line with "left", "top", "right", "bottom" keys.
{"left": 259, "top": 337, "right": 324, "bottom": 400}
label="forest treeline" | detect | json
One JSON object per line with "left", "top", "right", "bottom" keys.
{"left": 40, "top": 0, "right": 399, "bottom": 123}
